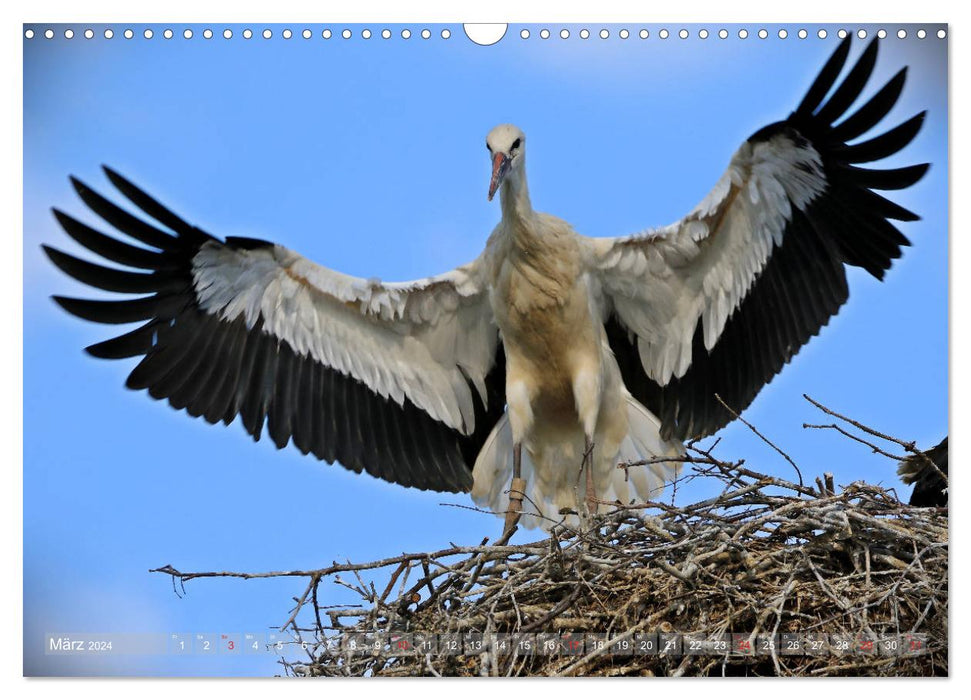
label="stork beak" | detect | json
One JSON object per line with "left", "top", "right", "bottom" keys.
{"left": 488, "top": 152, "right": 510, "bottom": 201}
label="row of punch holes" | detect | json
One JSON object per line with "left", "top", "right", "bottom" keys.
{"left": 24, "top": 26, "right": 947, "bottom": 42}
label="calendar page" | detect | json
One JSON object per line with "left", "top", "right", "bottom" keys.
{"left": 23, "top": 20, "right": 948, "bottom": 678}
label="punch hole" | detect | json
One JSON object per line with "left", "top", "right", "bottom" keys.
{"left": 560, "top": 29, "right": 569, "bottom": 39}
{"left": 718, "top": 29, "right": 728, "bottom": 39}
{"left": 838, "top": 29, "right": 848, "bottom": 39}
{"left": 283, "top": 29, "right": 293, "bottom": 39}
{"left": 778, "top": 29, "right": 788, "bottom": 39}
{"left": 84, "top": 29, "right": 94, "bottom": 39}
{"left": 579, "top": 28, "right": 589, "bottom": 39}
{"left": 263, "top": 29, "right": 272, "bottom": 39}
{"left": 877, "top": 29, "right": 887, "bottom": 39}
{"left": 64, "top": 29, "right": 74, "bottom": 39}
{"left": 382, "top": 29, "right": 391, "bottom": 39}
{"left": 163, "top": 29, "right": 173, "bottom": 39}
{"left": 659, "top": 29, "right": 669, "bottom": 39}
{"left": 938, "top": 29, "right": 946, "bottom": 39}
{"left": 798, "top": 29, "right": 808, "bottom": 39}
{"left": 24, "top": 28, "right": 34, "bottom": 39}
{"left": 303, "top": 29, "right": 312, "bottom": 39}
{"left": 342, "top": 29, "right": 351, "bottom": 39}
{"left": 203, "top": 29, "right": 213, "bottom": 39}
{"left": 917, "top": 29, "right": 926, "bottom": 39}
{"left": 599, "top": 29, "right": 608, "bottom": 39}
{"left": 322, "top": 29, "right": 332, "bottom": 39}
{"left": 463, "top": 24, "right": 506, "bottom": 46}
{"left": 144, "top": 29, "right": 153, "bottom": 39}
{"left": 817, "top": 29, "right": 828, "bottom": 39}
{"left": 857, "top": 29, "right": 867, "bottom": 39}
{"left": 619, "top": 29, "right": 629, "bottom": 39}
{"left": 699, "top": 29, "right": 709, "bottom": 39}
{"left": 442, "top": 29, "right": 451, "bottom": 39}
{"left": 679, "top": 29, "right": 689, "bottom": 39}
{"left": 243, "top": 29, "right": 253, "bottom": 40}
{"left": 758, "top": 29, "right": 768, "bottom": 39}
{"left": 521, "top": 29, "right": 530, "bottom": 39}
{"left": 104, "top": 29, "right": 113, "bottom": 39}
{"left": 184, "top": 29, "right": 193, "bottom": 39}
{"left": 738, "top": 29, "right": 748, "bottom": 39}
{"left": 44, "top": 29, "right": 53, "bottom": 39}
{"left": 421, "top": 29, "right": 431, "bottom": 39}
{"left": 362, "top": 29, "right": 372, "bottom": 39}
{"left": 540, "top": 29, "right": 550, "bottom": 40}
{"left": 638, "top": 29, "right": 648, "bottom": 39}
{"left": 223, "top": 29, "right": 232, "bottom": 39}
{"left": 898, "top": 29, "right": 907, "bottom": 39}
{"left": 401, "top": 29, "right": 410, "bottom": 39}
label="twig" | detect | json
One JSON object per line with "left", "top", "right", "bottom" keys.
{"left": 715, "top": 393, "right": 804, "bottom": 487}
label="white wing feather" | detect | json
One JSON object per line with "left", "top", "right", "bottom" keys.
{"left": 192, "top": 243, "right": 498, "bottom": 433}
{"left": 586, "top": 131, "right": 826, "bottom": 386}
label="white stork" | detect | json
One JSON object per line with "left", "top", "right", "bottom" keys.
{"left": 45, "top": 38, "right": 927, "bottom": 531}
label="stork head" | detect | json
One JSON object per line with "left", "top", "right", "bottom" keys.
{"left": 486, "top": 124, "right": 525, "bottom": 201}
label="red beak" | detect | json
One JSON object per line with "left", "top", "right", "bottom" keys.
{"left": 488, "top": 152, "right": 510, "bottom": 201}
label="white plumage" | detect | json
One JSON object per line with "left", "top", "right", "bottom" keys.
{"left": 45, "top": 37, "right": 928, "bottom": 532}
{"left": 192, "top": 243, "right": 494, "bottom": 432}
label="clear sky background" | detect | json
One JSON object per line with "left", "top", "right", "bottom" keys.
{"left": 23, "top": 23, "right": 947, "bottom": 677}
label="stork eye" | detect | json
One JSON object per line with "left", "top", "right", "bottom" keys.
{"left": 511, "top": 138, "right": 521, "bottom": 151}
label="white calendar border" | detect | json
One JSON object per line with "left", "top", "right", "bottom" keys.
{"left": 5, "top": 0, "right": 961, "bottom": 698}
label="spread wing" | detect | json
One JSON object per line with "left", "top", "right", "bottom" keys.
{"left": 44, "top": 167, "right": 505, "bottom": 493}
{"left": 588, "top": 37, "right": 928, "bottom": 441}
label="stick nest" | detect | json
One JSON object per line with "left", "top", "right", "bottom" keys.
{"left": 288, "top": 445, "right": 947, "bottom": 678}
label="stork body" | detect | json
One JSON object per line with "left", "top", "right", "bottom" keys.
{"left": 45, "top": 38, "right": 928, "bottom": 533}
{"left": 473, "top": 126, "right": 682, "bottom": 527}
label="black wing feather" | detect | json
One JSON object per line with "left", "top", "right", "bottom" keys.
{"left": 85, "top": 321, "right": 159, "bottom": 359}
{"left": 812, "top": 37, "right": 878, "bottom": 126}
{"left": 830, "top": 68, "right": 907, "bottom": 142}
{"left": 794, "top": 35, "right": 852, "bottom": 117}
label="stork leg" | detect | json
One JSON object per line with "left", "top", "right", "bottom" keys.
{"left": 503, "top": 443, "right": 526, "bottom": 536}
{"left": 572, "top": 368, "right": 601, "bottom": 525}
{"left": 582, "top": 436, "right": 597, "bottom": 518}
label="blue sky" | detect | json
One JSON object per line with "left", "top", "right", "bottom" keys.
{"left": 23, "top": 23, "right": 947, "bottom": 677}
